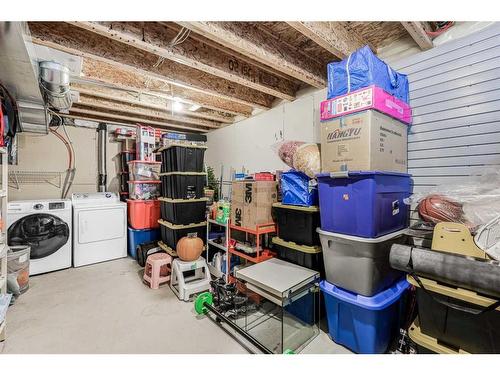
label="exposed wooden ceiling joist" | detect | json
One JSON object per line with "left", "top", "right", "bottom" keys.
{"left": 68, "top": 107, "right": 208, "bottom": 133}
{"left": 401, "top": 22, "right": 433, "bottom": 50}
{"left": 78, "top": 58, "right": 252, "bottom": 117}
{"left": 286, "top": 22, "right": 369, "bottom": 59}
{"left": 74, "top": 85, "right": 234, "bottom": 124}
{"left": 76, "top": 95, "right": 221, "bottom": 129}
{"left": 178, "top": 22, "right": 326, "bottom": 88}
{"left": 28, "top": 22, "right": 275, "bottom": 110}
{"left": 69, "top": 21, "right": 297, "bottom": 101}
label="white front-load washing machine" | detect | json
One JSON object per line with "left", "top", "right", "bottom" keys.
{"left": 7, "top": 199, "right": 72, "bottom": 275}
{"left": 71, "top": 192, "right": 127, "bottom": 267}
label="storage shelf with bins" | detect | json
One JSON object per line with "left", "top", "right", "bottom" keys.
{"left": 0, "top": 146, "right": 9, "bottom": 342}
{"left": 206, "top": 217, "right": 229, "bottom": 282}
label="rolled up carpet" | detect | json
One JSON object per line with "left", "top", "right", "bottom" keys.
{"left": 389, "top": 244, "right": 500, "bottom": 298}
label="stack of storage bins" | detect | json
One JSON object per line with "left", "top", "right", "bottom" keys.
{"left": 317, "top": 46, "right": 413, "bottom": 354}
{"left": 118, "top": 150, "right": 135, "bottom": 202}
{"left": 127, "top": 160, "right": 161, "bottom": 259}
{"left": 272, "top": 170, "right": 323, "bottom": 277}
{"left": 158, "top": 138, "right": 208, "bottom": 253}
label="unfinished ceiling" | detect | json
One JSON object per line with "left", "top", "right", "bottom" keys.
{"left": 26, "top": 21, "right": 435, "bottom": 133}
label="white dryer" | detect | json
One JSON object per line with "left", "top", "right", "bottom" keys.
{"left": 7, "top": 199, "right": 72, "bottom": 275}
{"left": 72, "top": 192, "right": 127, "bottom": 267}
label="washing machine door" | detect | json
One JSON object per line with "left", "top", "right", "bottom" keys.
{"left": 8, "top": 213, "right": 70, "bottom": 259}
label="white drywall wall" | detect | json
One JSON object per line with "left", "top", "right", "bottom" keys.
{"left": 9, "top": 126, "right": 122, "bottom": 201}
{"left": 205, "top": 88, "right": 326, "bottom": 181}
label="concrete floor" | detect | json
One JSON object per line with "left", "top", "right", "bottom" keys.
{"left": 1, "top": 257, "right": 351, "bottom": 354}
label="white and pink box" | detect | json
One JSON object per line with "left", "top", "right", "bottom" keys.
{"left": 320, "top": 85, "right": 412, "bottom": 124}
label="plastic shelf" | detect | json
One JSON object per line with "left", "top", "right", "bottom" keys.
{"left": 208, "top": 218, "right": 228, "bottom": 227}
{"left": 207, "top": 239, "right": 227, "bottom": 252}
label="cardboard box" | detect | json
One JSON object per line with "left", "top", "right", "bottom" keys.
{"left": 231, "top": 181, "right": 277, "bottom": 229}
{"left": 320, "top": 85, "right": 412, "bottom": 124}
{"left": 321, "top": 110, "right": 408, "bottom": 173}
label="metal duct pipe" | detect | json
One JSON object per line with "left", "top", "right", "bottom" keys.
{"left": 97, "top": 122, "right": 107, "bottom": 192}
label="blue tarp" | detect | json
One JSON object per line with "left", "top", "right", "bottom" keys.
{"left": 281, "top": 170, "right": 318, "bottom": 207}
{"left": 327, "top": 45, "right": 410, "bottom": 103}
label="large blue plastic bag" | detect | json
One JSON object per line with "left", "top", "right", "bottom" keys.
{"left": 281, "top": 170, "right": 318, "bottom": 207}
{"left": 327, "top": 45, "right": 409, "bottom": 103}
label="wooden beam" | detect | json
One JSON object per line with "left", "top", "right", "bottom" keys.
{"left": 76, "top": 95, "right": 221, "bottom": 129}
{"left": 286, "top": 22, "right": 368, "bottom": 59}
{"left": 178, "top": 22, "right": 326, "bottom": 88}
{"left": 68, "top": 107, "right": 207, "bottom": 133}
{"left": 74, "top": 85, "right": 234, "bottom": 124}
{"left": 28, "top": 22, "right": 274, "bottom": 110}
{"left": 78, "top": 58, "right": 252, "bottom": 117}
{"left": 401, "top": 22, "right": 433, "bottom": 50}
{"left": 69, "top": 21, "right": 297, "bottom": 101}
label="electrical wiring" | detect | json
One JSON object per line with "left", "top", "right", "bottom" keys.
{"left": 48, "top": 109, "right": 77, "bottom": 198}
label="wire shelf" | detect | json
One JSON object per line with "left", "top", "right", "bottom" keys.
{"left": 9, "top": 170, "right": 64, "bottom": 190}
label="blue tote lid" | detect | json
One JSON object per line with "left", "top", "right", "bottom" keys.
{"left": 316, "top": 170, "right": 411, "bottom": 180}
{"left": 320, "top": 278, "right": 409, "bottom": 310}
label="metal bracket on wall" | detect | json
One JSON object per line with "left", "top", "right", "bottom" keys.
{"left": 8, "top": 170, "right": 63, "bottom": 190}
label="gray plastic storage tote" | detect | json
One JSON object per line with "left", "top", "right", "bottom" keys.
{"left": 317, "top": 228, "right": 406, "bottom": 296}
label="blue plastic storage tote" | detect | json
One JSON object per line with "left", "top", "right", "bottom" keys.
{"left": 320, "top": 278, "right": 409, "bottom": 354}
{"left": 281, "top": 170, "right": 318, "bottom": 206}
{"left": 127, "top": 226, "right": 160, "bottom": 259}
{"left": 327, "top": 45, "right": 409, "bottom": 104}
{"left": 316, "top": 171, "right": 411, "bottom": 238}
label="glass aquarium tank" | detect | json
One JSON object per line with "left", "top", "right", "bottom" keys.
{"left": 232, "top": 258, "right": 320, "bottom": 354}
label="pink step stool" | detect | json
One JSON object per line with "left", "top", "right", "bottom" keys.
{"left": 143, "top": 252, "right": 173, "bottom": 289}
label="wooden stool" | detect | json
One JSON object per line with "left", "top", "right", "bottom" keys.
{"left": 143, "top": 253, "right": 173, "bottom": 289}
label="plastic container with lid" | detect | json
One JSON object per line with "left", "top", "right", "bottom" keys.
{"left": 158, "top": 219, "right": 207, "bottom": 250}
{"left": 160, "top": 172, "right": 206, "bottom": 200}
{"left": 272, "top": 236, "right": 323, "bottom": 276}
{"left": 408, "top": 275, "right": 500, "bottom": 354}
{"left": 160, "top": 143, "right": 207, "bottom": 173}
{"left": 127, "top": 199, "right": 160, "bottom": 229}
{"left": 159, "top": 197, "right": 208, "bottom": 225}
{"left": 272, "top": 203, "right": 320, "bottom": 246}
{"left": 408, "top": 320, "right": 469, "bottom": 354}
{"left": 320, "top": 278, "right": 409, "bottom": 354}
{"left": 317, "top": 228, "right": 406, "bottom": 297}
{"left": 128, "top": 160, "right": 161, "bottom": 181}
{"left": 7, "top": 246, "right": 30, "bottom": 295}
{"left": 316, "top": 171, "right": 412, "bottom": 238}
{"left": 128, "top": 180, "right": 161, "bottom": 200}
{"left": 127, "top": 226, "right": 160, "bottom": 259}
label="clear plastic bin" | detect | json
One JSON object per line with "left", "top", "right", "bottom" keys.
{"left": 128, "top": 180, "right": 161, "bottom": 200}
{"left": 128, "top": 161, "right": 161, "bottom": 181}
{"left": 7, "top": 246, "right": 30, "bottom": 295}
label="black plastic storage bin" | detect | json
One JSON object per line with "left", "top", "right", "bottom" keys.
{"left": 408, "top": 320, "right": 467, "bottom": 354}
{"left": 120, "top": 151, "right": 135, "bottom": 172}
{"left": 160, "top": 172, "right": 206, "bottom": 199}
{"left": 159, "top": 197, "right": 208, "bottom": 225}
{"left": 160, "top": 144, "right": 207, "bottom": 173}
{"left": 272, "top": 237, "right": 324, "bottom": 276}
{"left": 272, "top": 203, "right": 320, "bottom": 246}
{"left": 118, "top": 172, "right": 129, "bottom": 193}
{"left": 408, "top": 275, "right": 500, "bottom": 354}
{"left": 158, "top": 219, "right": 207, "bottom": 250}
